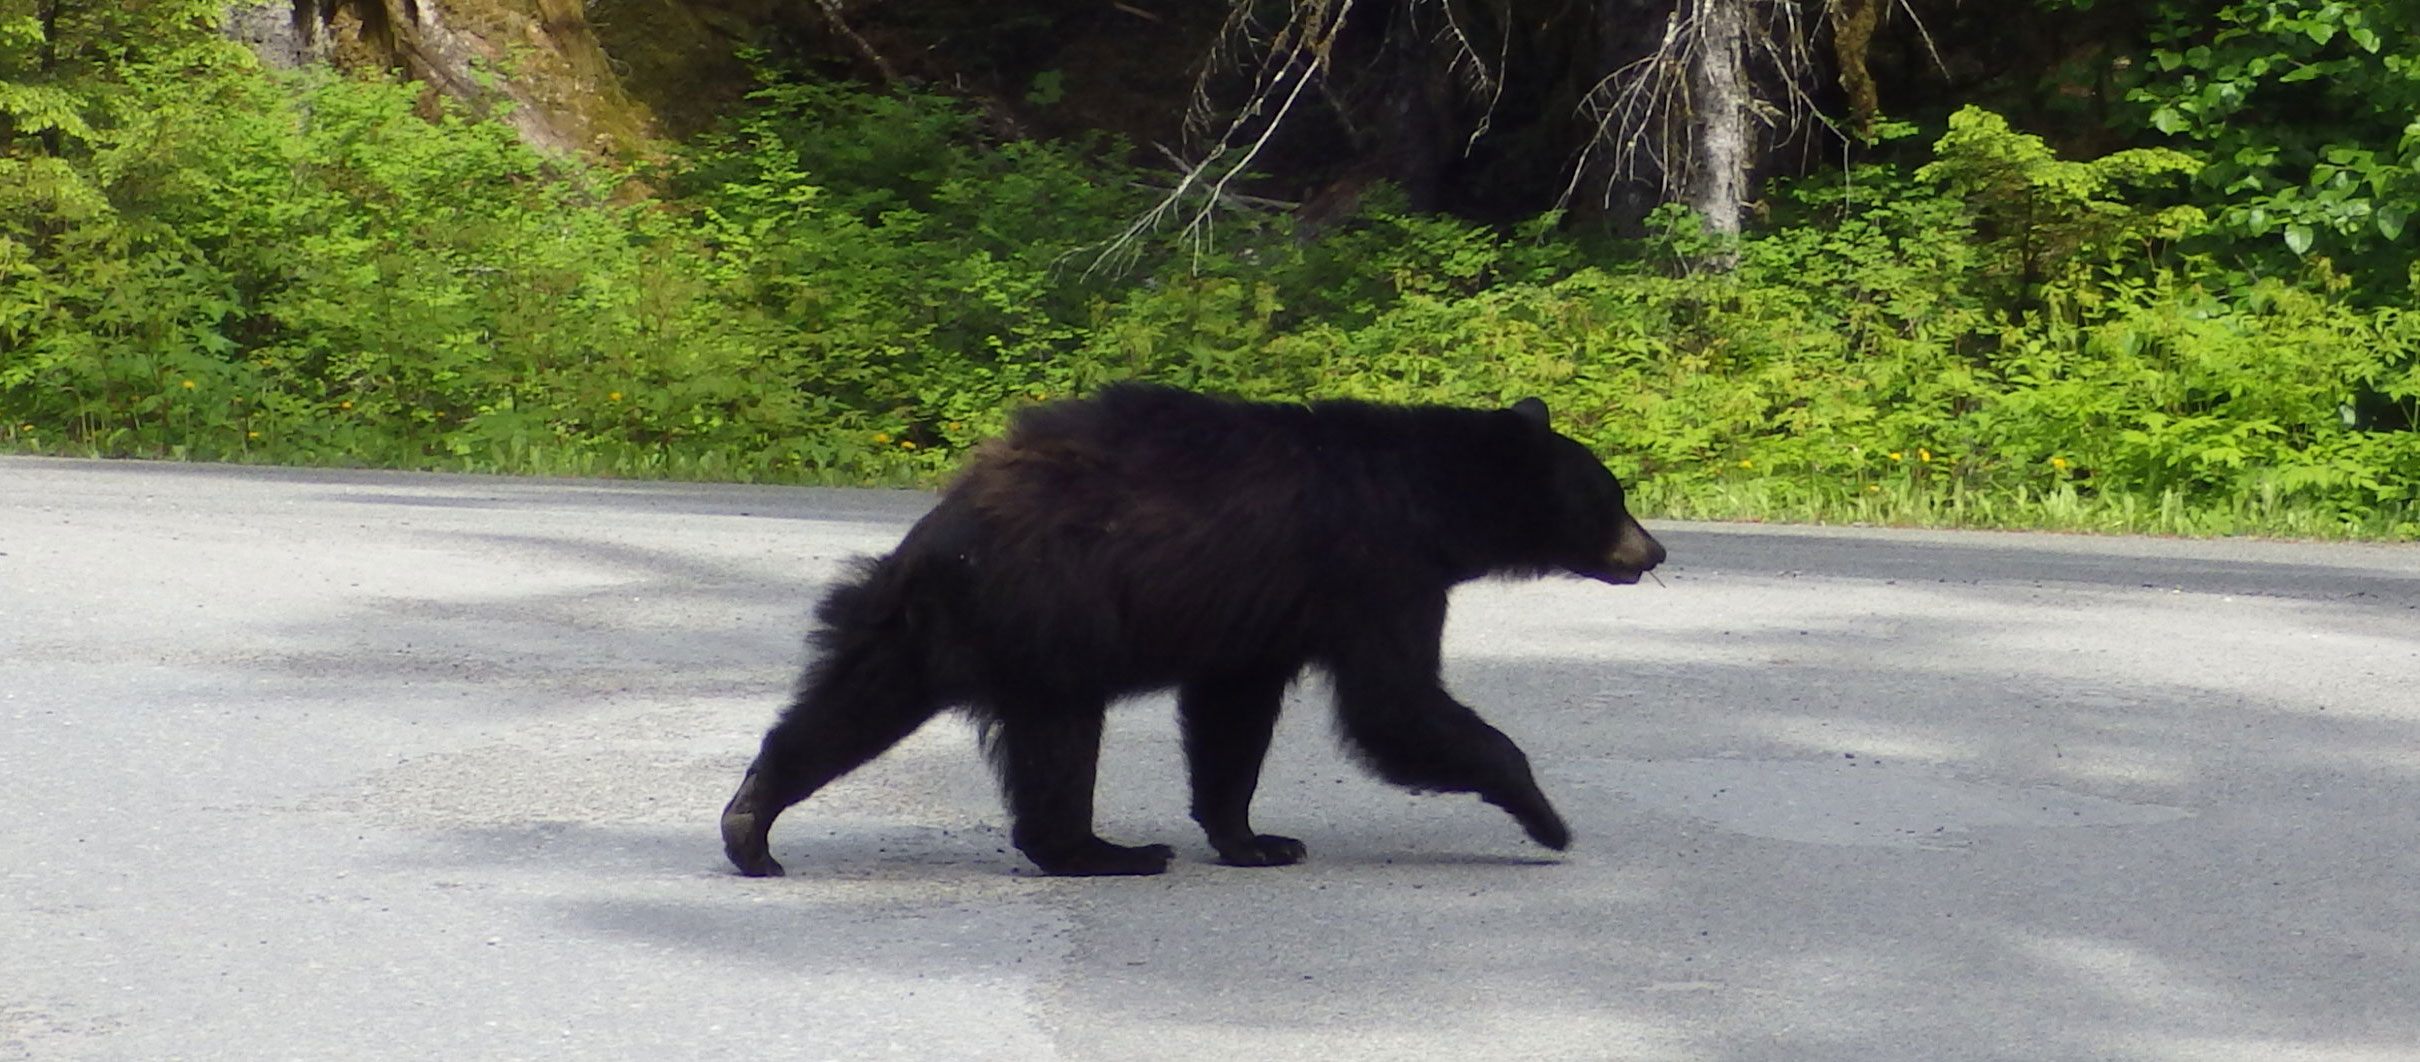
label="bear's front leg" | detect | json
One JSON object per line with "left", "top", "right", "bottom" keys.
{"left": 1327, "top": 609, "right": 1573, "bottom": 853}
{"left": 993, "top": 704, "right": 1176, "bottom": 876}
{"left": 1335, "top": 675, "right": 1572, "bottom": 852}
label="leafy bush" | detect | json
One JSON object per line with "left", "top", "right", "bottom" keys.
{"left": 2, "top": 40, "right": 1161, "bottom": 480}
{"left": 2, "top": 14, "right": 2411, "bottom": 542}
{"left": 665, "top": 70, "right": 1161, "bottom": 457}
{"left": 1064, "top": 114, "right": 2414, "bottom": 537}
{"left": 2126, "top": 0, "right": 2420, "bottom": 298}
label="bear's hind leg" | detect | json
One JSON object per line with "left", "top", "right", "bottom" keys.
{"left": 1179, "top": 668, "right": 1306, "bottom": 867}
{"left": 991, "top": 703, "right": 1175, "bottom": 876}
{"left": 722, "top": 659, "right": 944, "bottom": 877}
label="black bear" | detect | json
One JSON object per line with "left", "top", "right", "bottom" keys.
{"left": 720, "top": 384, "right": 1664, "bottom": 877}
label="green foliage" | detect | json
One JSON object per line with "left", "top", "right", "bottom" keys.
{"left": 2127, "top": 0, "right": 2420, "bottom": 297}
{"left": 2, "top": 8, "right": 2411, "bottom": 546}
{"left": 2, "top": 40, "right": 1162, "bottom": 480}
{"left": 1916, "top": 106, "right": 2205, "bottom": 312}
{"left": 1066, "top": 113, "right": 2416, "bottom": 538}
{"left": 665, "top": 69, "right": 1159, "bottom": 456}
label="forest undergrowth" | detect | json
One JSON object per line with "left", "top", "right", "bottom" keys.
{"left": 4, "top": 16, "right": 2414, "bottom": 539}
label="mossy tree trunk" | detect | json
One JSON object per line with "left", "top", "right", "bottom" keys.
{"left": 231, "top": 0, "right": 659, "bottom": 159}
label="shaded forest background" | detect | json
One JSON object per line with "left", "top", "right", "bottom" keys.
{"left": 3, "top": 0, "right": 2417, "bottom": 536}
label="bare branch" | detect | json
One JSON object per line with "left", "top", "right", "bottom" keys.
{"left": 1895, "top": 0, "right": 1950, "bottom": 80}
{"left": 1561, "top": 0, "right": 1825, "bottom": 221}
{"left": 814, "top": 0, "right": 901, "bottom": 85}
{"left": 1434, "top": 0, "right": 1507, "bottom": 148}
{"left": 1561, "top": 7, "right": 1690, "bottom": 211}
{"left": 1093, "top": 0, "right": 1359, "bottom": 275}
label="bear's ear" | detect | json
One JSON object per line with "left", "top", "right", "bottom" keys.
{"left": 1510, "top": 397, "right": 1550, "bottom": 426}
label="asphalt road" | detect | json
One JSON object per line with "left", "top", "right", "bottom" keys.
{"left": 5, "top": 455, "right": 2418, "bottom": 1062}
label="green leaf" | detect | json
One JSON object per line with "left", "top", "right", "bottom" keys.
{"left": 2150, "top": 107, "right": 2188, "bottom": 135}
{"left": 1024, "top": 69, "right": 1065, "bottom": 106}
{"left": 2284, "top": 224, "right": 2315, "bottom": 255}
{"left": 2380, "top": 205, "right": 2409, "bottom": 241}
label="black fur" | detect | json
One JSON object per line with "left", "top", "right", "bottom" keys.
{"left": 720, "top": 384, "right": 1664, "bottom": 877}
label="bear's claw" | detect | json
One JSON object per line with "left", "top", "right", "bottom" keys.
{"left": 1213, "top": 833, "right": 1308, "bottom": 867}
{"left": 1021, "top": 837, "right": 1178, "bottom": 876}
{"left": 720, "top": 771, "right": 786, "bottom": 877}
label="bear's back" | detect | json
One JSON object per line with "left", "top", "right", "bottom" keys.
{"left": 958, "top": 385, "right": 1320, "bottom": 528}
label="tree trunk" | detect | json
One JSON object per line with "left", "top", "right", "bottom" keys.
{"left": 1684, "top": 0, "right": 1750, "bottom": 248}
{"left": 1829, "top": 0, "right": 1883, "bottom": 140}
{"left": 226, "top": 0, "right": 657, "bottom": 160}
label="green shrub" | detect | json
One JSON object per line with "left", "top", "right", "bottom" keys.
{"left": 3, "top": 23, "right": 2410, "bottom": 543}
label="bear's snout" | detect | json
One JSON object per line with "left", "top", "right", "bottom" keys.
{"left": 1597, "top": 517, "right": 1665, "bottom": 583}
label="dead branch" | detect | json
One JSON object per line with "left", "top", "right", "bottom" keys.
{"left": 1092, "top": 0, "right": 1359, "bottom": 275}
{"left": 815, "top": 0, "right": 901, "bottom": 85}
{"left": 1560, "top": 0, "right": 1822, "bottom": 218}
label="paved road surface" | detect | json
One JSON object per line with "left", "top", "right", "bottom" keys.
{"left": 4, "top": 456, "right": 2418, "bottom": 1061}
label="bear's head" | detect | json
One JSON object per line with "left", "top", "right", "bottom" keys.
{"left": 1511, "top": 397, "right": 1666, "bottom": 585}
